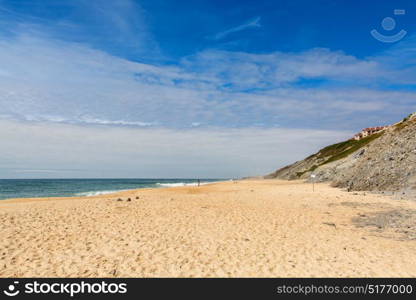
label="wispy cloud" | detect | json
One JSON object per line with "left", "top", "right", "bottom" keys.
{"left": 181, "top": 47, "right": 413, "bottom": 88}
{"left": 0, "top": 32, "right": 415, "bottom": 131}
{"left": 0, "top": 0, "right": 162, "bottom": 61}
{"left": 211, "top": 16, "right": 261, "bottom": 40}
{"left": 12, "top": 169, "right": 62, "bottom": 173}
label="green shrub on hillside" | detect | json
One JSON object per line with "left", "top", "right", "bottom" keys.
{"left": 295, "top": 132, "right": 384, "bottom": 177}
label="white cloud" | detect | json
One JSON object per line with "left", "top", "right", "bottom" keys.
{"left": 0, "top": 119, "right": 352, "bottom": 178}
{"left": 212, "top": 17, "right": 261, "bottom": 40}
{"left": 0, "top": 33, "right": 415, "bottom": 131}
{"left": 181, "top": 48, "right": 393, "bottom": 88}
{"left": 0, "top": 0, "right": 162, "bottom": 60}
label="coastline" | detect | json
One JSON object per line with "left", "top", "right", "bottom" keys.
{"left": 0, "top": 180, "right": 226, "bottom": 203}
{"left": 1, "top": 179, "right": 416, "bottom": 277}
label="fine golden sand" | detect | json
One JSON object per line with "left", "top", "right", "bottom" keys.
{"left": 1, "top": 180, "right": 416, "bottom": 277}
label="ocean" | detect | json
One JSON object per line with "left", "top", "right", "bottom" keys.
{"left": 0, "top": 178, "right": 224, "bottom": 200}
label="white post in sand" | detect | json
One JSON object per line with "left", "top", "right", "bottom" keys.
{"left": 310, "top": 174, "right": 316, "bottom": 192}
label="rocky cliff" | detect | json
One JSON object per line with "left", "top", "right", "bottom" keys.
{"left": 266, "top": 113, "right": 416, "bottom": 193}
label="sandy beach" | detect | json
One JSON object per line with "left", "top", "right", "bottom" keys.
{"left": 1, "top": 179, "right": 416, "bottom": 277}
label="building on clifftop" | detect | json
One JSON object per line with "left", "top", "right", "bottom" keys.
{"left": 353, "top": 126, "right": 388, "bottom": 140}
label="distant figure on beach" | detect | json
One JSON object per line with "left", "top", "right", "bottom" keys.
{"left": 197, "top": 179, "right": 200, "bottom": 187}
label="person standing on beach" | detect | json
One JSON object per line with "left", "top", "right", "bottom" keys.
{"left": 197, "top": 179, "right": 200, "bottom": 187}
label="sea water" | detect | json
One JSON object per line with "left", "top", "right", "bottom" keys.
{"left": 0, "top": 178, "right": 224, "bottom": 200}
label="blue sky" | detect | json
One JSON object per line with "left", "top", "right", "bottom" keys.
{"left": 0, "top": 0, "right": 415, "bottom": 178}
{"left": 3, "top": 0, "right": 414, "bottom": 59}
